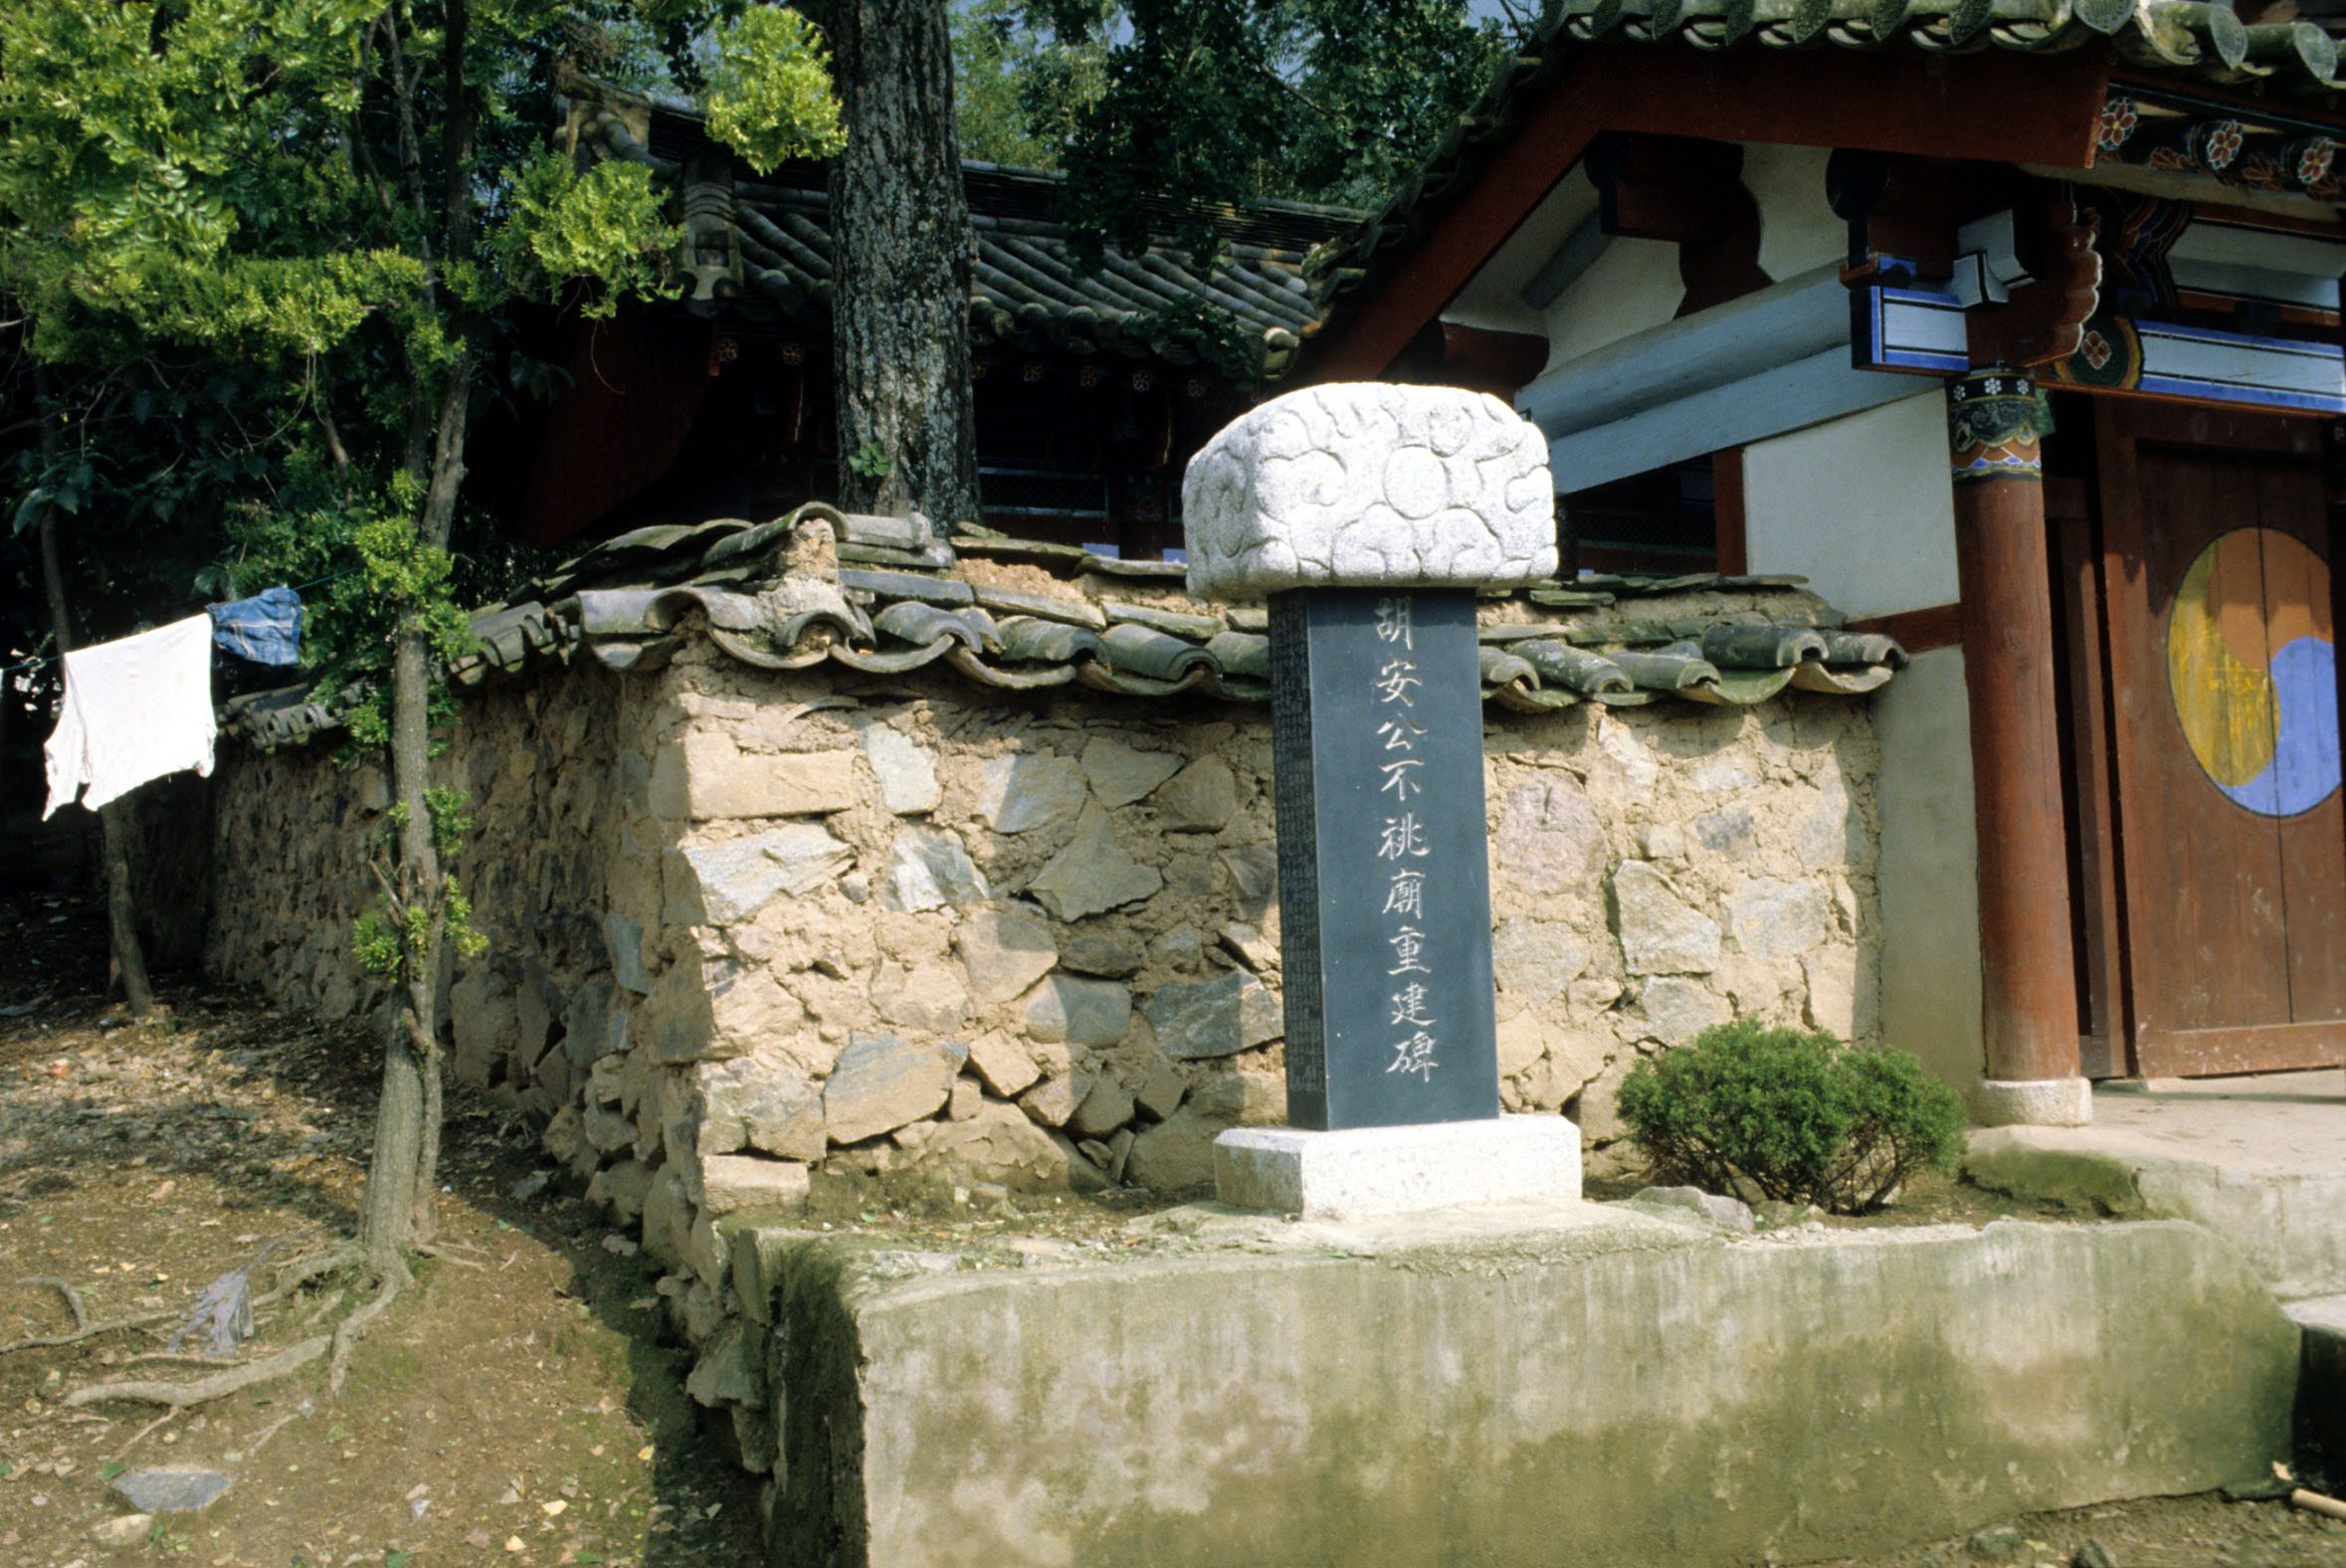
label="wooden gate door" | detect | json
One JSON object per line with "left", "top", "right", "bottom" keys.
{"left": 2096, "top": 404, "right": 2346, "bottom": 1076}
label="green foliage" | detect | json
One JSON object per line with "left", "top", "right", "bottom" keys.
{"left": 1125, "top": 296, "right": 1264, "bottom": 390}
{"left": 444, "top": 876, "right": 489, "bottom": 959}
{"left": 847, "top": 440, "right": 893, "bottom": 481}
{"left": 353, "top": 870, "right": 484, "bottom": 977}
{"left": 1, "top": 0, "right": 703, "bottom": 697}
{"left": 1616, "top": 1021, "right": 1968, "bottom": 1215}
{"left": 1003, "top": 0, "right": 1517, "bottom": 264}
{"left": 0, "top": 0, "right": 401, "bottom": 362}
{"left": 952, "top": 0, "right": 1110, "bottom": 169}
{"left": 238, "top": 502, "right": 479, "bottom": 757}
{"left": 423, "top": 787, "right": 475, "bottom": 858}
{"left": 491, "top": 154, "right": 681, "bottom": 318}
{"left": 353, "top": 788, "right": 484, "bottom": 978}
{"left": 352, "top": 905, "right": 408, "bottom": 979}
{"left": 702, "top": 6, "right": 847, "bottom": 176}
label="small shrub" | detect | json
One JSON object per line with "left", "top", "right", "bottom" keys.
{"left": 1615, "top": 1020, "right": 1966, "bottom": 1214}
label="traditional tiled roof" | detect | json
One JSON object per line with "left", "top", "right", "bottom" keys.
{"left": 565, "top": 82, "right": 1361, "bottom": 381}
{"left": 1297, "top": 0, "right": 2346, "bottom": 360}
{"left": 220, "top": 505, "right": 1903, "bottom": 747}
{"left": 561, "top": 0, "right": 2346, "bottom": 402}
{"left": 1549, "top": 0, "right": 2339, "bottom": 78}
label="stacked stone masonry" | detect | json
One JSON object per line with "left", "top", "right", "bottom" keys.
{"left": 204, "top": 524, "right": 1884, "bottom": 1468}
{"left": 210, "top": 630, "right": 1877, "bottom": 1307}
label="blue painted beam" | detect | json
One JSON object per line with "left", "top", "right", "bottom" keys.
{"left": 1519, "top": 213, "right": 1612, "bottom": 311}
{"left": 1515, "top": 264, "right": 1852, "bottom": 438}
{"left": 1546, "top": 348, "right": 1927, "bottom": 493}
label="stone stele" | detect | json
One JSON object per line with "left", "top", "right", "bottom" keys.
{"left": 1180, "top": 382, "right": 1556, "bottom": 600}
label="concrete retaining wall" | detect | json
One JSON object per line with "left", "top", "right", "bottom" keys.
{"left": 737, "top": 1210, "right": 2296, "bottom": 1568}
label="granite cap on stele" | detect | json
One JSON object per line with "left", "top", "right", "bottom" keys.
{"left": 1181, "top": 382, "right": 1558, "bottom": 600}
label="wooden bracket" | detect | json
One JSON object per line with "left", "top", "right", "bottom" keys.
{"left": 1587, "top": 132, "right": 1770, "bottom": 316}
{"left": 1389, "top": 319, "right": 1552, "bottom": 399}
{"left": 1967, "top": 200, "right": 2103, "bottom": 369}
{"left": 1826, "top": 149, "right": 2017, "bottom": 288}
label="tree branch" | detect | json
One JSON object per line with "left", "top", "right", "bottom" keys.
{"left": 441, "top": 0, "right": 475, "bottom": 264}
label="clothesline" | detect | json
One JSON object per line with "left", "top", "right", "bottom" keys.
{"left": 1, "top": 566, "right": 355, "bottom": 678}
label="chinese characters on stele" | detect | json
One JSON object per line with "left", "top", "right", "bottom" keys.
{"left": 1375, "top": 595, "right": 1439, "bottom": 1084}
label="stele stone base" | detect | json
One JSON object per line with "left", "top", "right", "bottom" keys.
{"left": 1975, "top": 1076, "right": 2094, "bottom": 1128}
{"left": 1214, "top": 1115, "right": 1581, "bottom": 1220}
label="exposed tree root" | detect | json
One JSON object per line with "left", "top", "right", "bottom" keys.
{"left": 255, "top": 1243, "right": 361, "bottom": 1306}
{"left": 112, "top": 1408, "right": 179, "bottom": 1461}
{"left": 122, "top": 1351, "right": 248, "bottom": 1369}
{"left": 245, "top": 1405, "right": 306, "bottom": 1458}
{"left": 65, "top": 1335, "right": 330, "bottom": 1413}
{"left": 328, "top": 1272, "right": 406, "bottom": 1396}
{"left": 413, "top": 1243, "right": 486, "bottom": 1270}
{"left": 2, "top": 1275, "right": 187, "bottom": 1354}
{"left": 300, "top": 1287, "right": 349, "bottom": 1329}
{"left": 20, "top": 1234, "right": 418, "bottom": 1420}
{"left": 26, "top": 1275, "right": 86, "bottom": 1331}
{"left": 3, "top": 1243, "right": 352, "bottom": 1360}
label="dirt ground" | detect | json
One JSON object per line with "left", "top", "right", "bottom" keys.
{"left": 2, "top": 883, "right": 2342, "bottom": 1568}
{"left": 1813, "top": 1491, "right": 2346, "bottom": 1568}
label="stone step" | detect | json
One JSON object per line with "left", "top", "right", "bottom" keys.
{"left": 1966, "top": 1080, "right": 2346, "bottom": 1301}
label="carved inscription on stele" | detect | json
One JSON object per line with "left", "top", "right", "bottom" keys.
{"left": 1181, "top": 382, "right": 1557, "bottom": 600}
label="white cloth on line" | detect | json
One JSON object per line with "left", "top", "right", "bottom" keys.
{"left": 43, "top": 614, "right": 218, "bottom": 818}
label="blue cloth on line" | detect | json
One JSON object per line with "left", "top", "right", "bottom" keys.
{"left": 207, "top": 586, "right": 303, "bottom": 666}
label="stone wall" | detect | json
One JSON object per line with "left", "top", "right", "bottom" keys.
{"left": 207, "top": 659, "right": 638, "bottom": 1044}
{"left": 205, "top": 624, "right": 1878, "bottom": 1361}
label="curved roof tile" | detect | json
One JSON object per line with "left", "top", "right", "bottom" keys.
{"left": 226, "top": 508, "right": 1904, "bottom": 745}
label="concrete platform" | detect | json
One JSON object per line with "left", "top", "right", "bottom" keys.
{"left": 731, "top": 1202, "right": 2295, "bottom": 1567}
{"left": 1966, "top": 1069, "right": 2346, "bottom": 1300}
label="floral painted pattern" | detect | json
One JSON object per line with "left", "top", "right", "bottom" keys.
{"left": 2096, "top": 98, "right": 2139, "bottom": 155}
{"left": 2194, "top": 119, "right": 2246, "bottom": 172}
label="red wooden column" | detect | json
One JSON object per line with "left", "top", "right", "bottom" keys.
{"left": 1946, "top": 370, "right": 2089, "bottom": 1125}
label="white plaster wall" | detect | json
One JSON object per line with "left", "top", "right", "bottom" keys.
{"left": 1493, "top": 143, "right": 1839, "bottom": 382}
{"left": 1539, "top": 233, "right": 1683, "bottom": 370}
{"left": 1870, "top": 648, "right": 1984, "bottom": 1095}
{"left": 1442, "top": 165, "right": 1597, "bottom": 338}
{"left": 1741, "top": 392, "right": 1959, "bottom": 620}
{"left": 1744, "top": 143, "right": 1845, "bottom": 283}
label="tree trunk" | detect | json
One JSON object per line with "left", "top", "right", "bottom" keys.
{"left": 828, "top": 0, "right": 981, "bottom": 532}
{"left": 33, "top": 386, "right": 154, "bottom": 1019}
{"left": 356, "top": 0, "right": 477, "bottom": 1272}
{"left": 359, "top": 622, "right": 437, "bottom": 1277}
{"left": 95, "top": 805, "right": 152, "bottom": 1016}
{"left": 405, "top": 350, "right": 470, "bottom": 1244}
